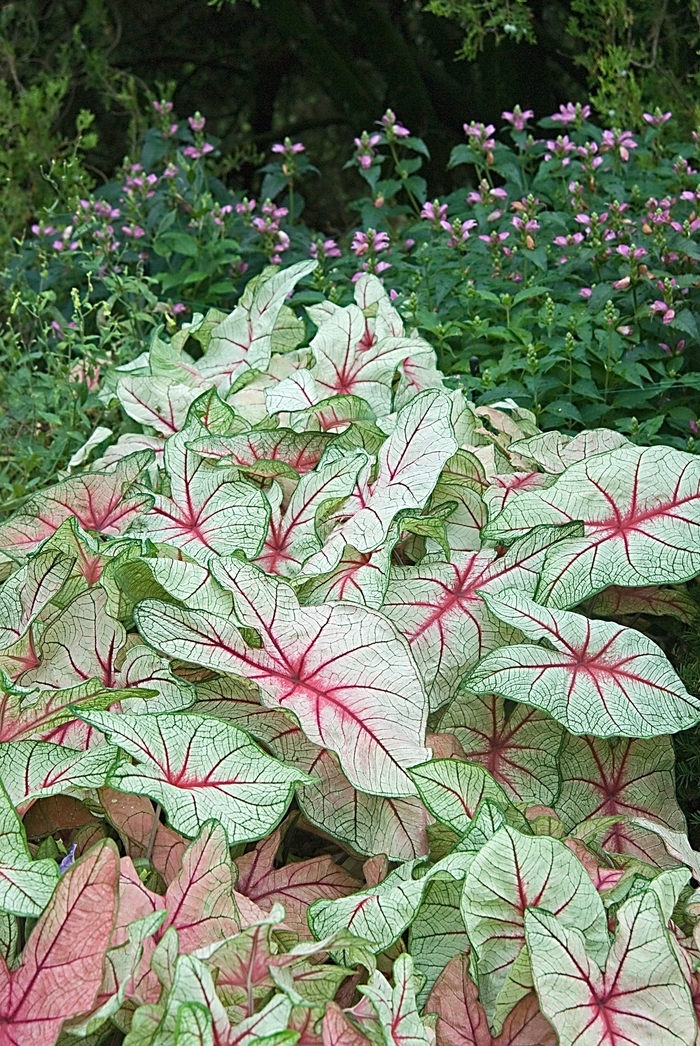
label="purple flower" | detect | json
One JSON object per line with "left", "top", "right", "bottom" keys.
{"left": 163, "top": 163, "right": 178, "bottom": 179}
{"left": 172, "top": 303, "right": 187, "bottom": 315}
{"left": 421, "top": 200, "right": 448, "bottom": 222}
{"left": 580, "top": 287, "right": 593, "bottom": 299}
{"left": 502, "top": 106, "right": 534, "bottom": 131}
{"left": 183, "top": 143, "right": 214, "bottom": 160}
{"left": 550, "top": 102, "right": 591, "bottom": 125}
{"left": 121, "top": 224, "right": 146, "bottom": 239}
{"left": 58, "top": 845, "right": 77, "bottom": 874}
{"left": 310, "top": 238, "right": 342, "bottom": 260}
{"left": 351, "top": 229, "right": 390, "bottom": 257}
{"left": 271, "top": 139, "right": 306, "bottom": 156}
{"left": 643, "top": 110, "right": 672, "bottom": 127}
{"left": 690, "top": 420, "right": 699, "bottom": 436}
{"left": 463, "top": 121, "right": 496, "bottom": 152}
{"left": 188, "top": 113, "right": 206, "bottom": 132}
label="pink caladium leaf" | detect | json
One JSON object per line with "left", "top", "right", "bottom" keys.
{"left": 322, "top": 1002, "right": 371, "bottom": 1046}
{"left": 78, "top": 709, "right": 310, "bottom": 844}
{"left": 425, "top": 954, "right": 557, "bottom": 1046}
{"left": 525, "top": 890, "right": 697, "bottom": 1046}
{"left": 0, "top": 677, "right": 120, "bottom": 744}
{"left": 129, "top": 418, "right": 270, "bottom": 566}
{"left": 117, "top": 376, "right": 203, "bottom": 436}
{"left": 234, "top": 828, "right": 361, "bottom": 937}
{"left": 304, "top": 391, "right": 457, "bottom": 576}
{"left": 467, "top": 590, "right": 700, "bottom": 737}
{"left": 135, "top": 558, "right": 430, "bottom": 797}
{"left": 438, "top": 693, "right": 563, "bottom": 808}
{"left": 100, "top": 788, "right": 187, "bottom": 884}
{"left": 197, "top": 260, "right": 317, "bottom": 389}
{"left": 0, "top": 451, "right": 154, "bottom": 555}
{"left": 509, "top": 428, "right": 629, "bottom": 474}
{"left": 554, "top": 734, "right": 687, "bottom": 866}
{"left": 189, "top": 429, "right": 333, "bottom": 476}
{"left": 0, "top": 739, "right": 119, "bottom": 806}
{"left": 358, "top": 954, "right": 432, "bottom": 1046}
{"left": 0, "top": 840, "right": 119, "bottom": 1046}
{"left": 0, "top": 549, "right": 74, "bottom": 652}
{"left": 255, "top": 448, "right": 368, "bottom": 577}
{"left": 381, "top": 551, "right": 518, "bottom": 710}
{"left": 460, "top": 826, "right": 609, "bottom": 1028}
{"left": 586, "top": 584, "right": 698, "bottom": 623}
{"left": 0, "top": 778, "right": 60, "bottom": 917}
{"left": 482, "top": 444, "right": 700, "bottom": 609}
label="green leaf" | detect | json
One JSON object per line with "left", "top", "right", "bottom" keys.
{"left": 0, "top": 777, "right": 59, "bottom": 917}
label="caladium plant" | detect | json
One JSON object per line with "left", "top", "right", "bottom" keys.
{"left": 0, "top": 261, "right": 699, "bottom": 1042}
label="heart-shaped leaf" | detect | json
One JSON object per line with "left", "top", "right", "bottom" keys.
{"left": 467, "top": 590, "right": 700, "bottom": 736}
{"left": 409, "top": 759, "right": 511, "bottom": 837}
{"left": 100, "top": 789, "right": 187, "bottom": 884}
{"left": 554, "top": 734, "right": 686, "bottom": 866}
{"left": 525, "top": 890, "right": 696, "bottom": 1046}
{"left": 0, "top": 549, "right": 74, "bottom": 652}
{"left": 482, "top": 444, "right": 700, "bottom": 608}
{"left": 587, "top": 584, "right": 697, "bottom": 623}
{"left": 408, "top": 879, "right": 469, "bottom": 1008}
{"left": 0, "top": 739, "right": 119, "bottom": 805}
{"left": 117, "top": 377, "right": 203, "bottom": 436}
{"left": 190, "top": 429, "right": 332, "bottom": 475}
{"left": 359, "top": 954, "right": 432, "bottom": 1046}
{"left": 0, "top": 777, "right": 59, "bottom": 916}
{"left": 135, "top": 559, "right": 430, "bottom": 797}
{"left": 78, "top": 711, "right": 309, "bottom": 843}
{"left": 510, "top": 429, "right": 629, "bottom": 474}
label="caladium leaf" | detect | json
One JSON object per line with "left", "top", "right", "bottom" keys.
{"left": 0, "top": 839, "right": 119, "bottom": 1046}
{"left": 0, "top": 549, "right": 74, "bottom": 652}
{"left": 198, "top": 260, "right": 316, "bottom": 388}
{"left": 256, "top": 449, "right": 368, "bottom": 577}
{"left": 587, "top": 584, "right": 697, "bottom": 623}
{"left": 190, "top": 429, "right": 332, "bottom": 476}
{"left": 482, "top": 473, "right": 554, "bottom": 519}
{"left": 525, "top": 891, "right": 697, "bottom": 1046}
{"left": 296, "top": 544, "right": 391, "bottom": 610}
{"left": 0, "top": 677, "right": 119, "bottom": 744}
{"left": 428, "top": 452, "right": 486, "bottom": 554}
{"left": 468, "top": 590, "right": 700, "bottom": 737}
{"left": 482, "top": 444, "right": 700, "bottom": 609}
{"left": 129, "top": 420, "right": 270, "bottom": 566}
{"left": 79, "top": 710, "right": 309, "bottom": 843}
{"left": 0, "top": 777, "right": 59, "bottom": 916}
{"left": 408, "top": 878, "right": 470, "bottom": 1008}
{"left": 554, "top": 734, "right": 687, "bottom": 866}
{"left": 0, "top": 740, "right": 119, "bottom": 805}
{"left": 322, "top": 1003, "right": 371, "bottom": 1046}
{"left": 408, "top": 759, "right": 511, "bottom": 837}
{"left": 100, "top": 789, "right": 187, "bottom": 884}
{"left": 460, "top": 826, "right": 609, "bottom": 1027}
{"left": 509, "top": 428, "right": 629, "bottom": 474}
{"left": 304, "top": 391, "right": 457, "bottom": 575}
{"left": 0, "top": 451, "right": 154, "bottom": 555}
{"left": 135, "top": 558, "right": 430, "bottom": 797}
{"left": 381, "top": 552, "right": 518, "bottom": 710}
{"left": 394, "top": 348, "right": 446, "bottom": 412}
{"left": 235, "top": 828, "right": 361, "bottom": 938}
{"left": 438, "top": 694, "right": 563, "bottom": 807}
{"left": 424, "top": 953, "right": 557, "bottom": 1046}
{"left": 117, "top": 377, "right": 203, "bottom": 436}
{"left": 359, "top": 954, "right": 432, "bottom": 1046}
{"left": 175, "top": 1002, "right": 214, "bottom": 1046}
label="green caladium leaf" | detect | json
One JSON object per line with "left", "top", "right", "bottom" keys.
{"left": 359, "top": 954, "right": 432, "bottom": 1046}
{"left": 119, "top": 556, "right": 234, "bottom": 618}
{"left": 467, "top": 590, "right": 700, "bottom": 737}
{"left": 255, "top": 448, "right": 369, "bottom": 576}
{"left": 0, "top": 549, "right": 74, "bottom": 652}
{"left": 0, "top": 451, "right": 154, "bottom": 555}
{"left": 381, "top": 552, "right": 518, "bottom": 710}
{"left": 174, "top": 1003, "right": 214, "bottom": 1046}
{"left": 408, "top": 878, "right": 469, "bottom": 1008}
{"left": 129, "top": 414, "right": 270, "bottom": 566}
{"left": 0, "top": 777, "right": 59, "bottom": 916}
{"left": 77, "top": 711, "right": 310, "bottom": 844}
{"left": 428, "top": 451, "right": 485, "bottom": 553}
{"left": 409, "top": 759, "right": 512, "bottom": 837}
{"left": 135, "top": 559, "right": 430, "bottom": 797}
{"left": 482, "top": 444, "right": 700, "bottom": 609}
{"left": 438, "top": 693, "right": 563, "bottom": 807}
{"left": 525, "top": 890, "right": 696, "bottom": 1046}
{"left": 304, "top": 391, "right": 457, "bottom": 576}
{"left": 586, "top": 584, "right": 698, "bottom": 623}
{"left": 460, "top": 826, "right": 609, "bottom": 1028}
{"left": 0, "top": 740, "right": 119, "bottom": 805}
{"left": 555, "top": 734, "right": 686, "bottom": 866}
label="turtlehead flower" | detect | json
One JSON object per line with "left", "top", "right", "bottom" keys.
{"left": 272, "top": 138, "right": 306, "bottom": 156}
{"left": 601, "top": 129, "right": 637, "bottom": 162}
{"left": 643, "top": 110, "right": 672, "bottom": 127}
{"left": 378, "top": 109, "right": 410, "bottom": 139}
{"left": 351, "top": 229, "right": 390, "bottom": 257}
{"left": 550, "top": 102, "right": 591, "bottom": 125}
{"left": 650, "top": 300, "right": 675, "bottom": 324}
{"left": 153, "top": 100, "right": 173, "bottom": 115}
{"left": 421, "top": 200, "right": 448, "bottom": 222}
{"left": 188, "top": 113, "right": 206, "bottom": 132}
{"left": 309, "top": 238, "right": 342, "bottom": 260}
{"left": 502, "top": 106, "right": 534, "bottom": 131}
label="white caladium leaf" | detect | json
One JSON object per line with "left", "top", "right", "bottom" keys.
{"left": 468, "top": 590, "right": 700, "bottom": 737}
{"left": 482, "top": 444, "right": 700, "bottom": 609}
{"left": 476, "top": 521, "right": 585, "bottom": 601}
{"left": 119, "top": 557, "right": 234, "bottom": 619}
{"left": 438, "top": 693, "right": 563, "bottom": 807}
{"left": 265, "top": 368, "right": 323, "bottom": 416}
{"left": 190, "top": 429, "right": 332, "bottom": 476}
{"left": 408, "top": 879, "right": 470, "bottom": 1009}
{"left": 510, "top": 428, "right": 629, "bottom": 474}
{"left": 0, "top": 549, "right": 74, "bottom": 652}
{"left": 135, "top": 559, "right": 430, "bottom": 797}
{"left": 409, "top": 759, "right": 511, "bottom": 837}
{"left": 525, "top": 891, "right": 696, "bottom": 1046}
{"left": 256, "top": 448, "right": 368, "bottom": 576}
{"left": 0, "top": 451, "right": 154, "bottom": 555}
{"left": 427, "top": 452, "right": 486, "bottom": 554}
{"left": 198, "top": 260, "right": 316, "bottom": 389}
{"left": 381, "top": 552, "right": 518, "bottom": 710}
{"left": 192, "top": 675, "right": 297, "bottom": 746}
{"left": 296, "top": 543, "right": 392, "bottom": 610}
{"left": 555, "top": 734, "right": 687, "bottom": 866}
{"left": 129, "top": 420, "right": 270, "bottom": 566}
{"left": 0, "top": 778, "right": 60, "bottom": 916}
{"left": 271, "top": 726, "right": 430, "bottom": 861}
{"left": 117, "top": 377, "right": 203, "bottom": 437}
{"left": 0, "top": 740, "right": 119, "bottom": 805}
{"left": 587, "top": 584, "right": 697, "bottom": 623}
{"left": 95, "top": 433, "right": 166, "bottom": 473}
{"left": 461, "top": 826, "right": 609, "bottom": 1028}
{"left": 359, "top": 954, "right": 432, "bottom": 1046}
{"left": 305, "top": 391, "right": 457, "bottom": 575}
{"left": 394, "top": 348, "right": 446, "bottom": 412}
{"left": 77, "top": 710, "right": 310, "bottom": 844}
{"left": 0, "top": 677, "right": 119, "bottom": 743}
{"left": 483, "top": 473, "right": 555, "bottom": 519}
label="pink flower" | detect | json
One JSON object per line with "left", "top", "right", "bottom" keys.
{"left": 271, "top": 139, "right": 305, "bottom": 156}
{"left": 421, "top": 200, "right": 448, "bottom": 222}
{"left": 390, "top": 289, "right": 399, "bottom": 301}
{"left": 354, "top": 132, "right": 382, "bottom": 170}
{"left": 172, "top": 303, "right": 187, "bottom": 315}
{"left": 236, "top": 198, "right": 256, "bottom": 215}
{"left": 601, "top": 129, "right": 637, "bottom": 162}
{"left": 550, "top": 102, "right": 591, "bottom": 125}
{"left": 650, "top": 300, "right": 675, "bottom": 324}
{"left": 183, "top": 143, "right": 214, "bottom": 160}
{"left": 643, "top": 111, "right": 672, "bottom": 127}
{"left": 580, "top": 287, "right": 593, "bottom": 299}
{"left": 502, "top": 106, "right": 534, "bottom": 131}
{"left": 543, "top": 135, "right": 576, "bottom": 164}
{"left": 351, "top": 229, "right": 390, "bottom": 256}
{"left": 404, "top": 238, "right": 415, "bottom": 249}
{"left": 463, "top": 121, "right": 496, "bottom": 152}
{"left": 616, "top": 244, "right": 647, "bottom": 259}
{"left": 121, "top": 224, "right": 146, "bottom": 239}
{"left": 309, "top": 238, "right": 341, "bottom": 260}
{"left": 690, "top": 420, "right": 699, "bottom": 436}
{"left": 612, "top": 277, "right": 631, "bottom": 290}
{"left": 188, "top": 113, "right": 206, "bottom": 132}
{"left": 163, "top": 163, "right": 179, "bottom": 178}
{"left": 153, "top": 100, "right": 173, "bottom": 115}
{"left": 52, "top": 240, "right": 64, "bottom": 251}
{"left": 378, "top": 109, "right": 410, "bottom": 139}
